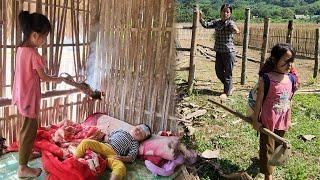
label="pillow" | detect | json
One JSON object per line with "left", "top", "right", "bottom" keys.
{"left": 139, "top": 135, "right": 179, "bottom": 160}
{"left": 95, "top": 115, "right": 133, "bottom": 135}
{"left": 82, "top": 113, "right": 106, "bottom": 126}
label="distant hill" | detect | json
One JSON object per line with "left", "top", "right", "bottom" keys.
{"left": 176, "top": 0, "right": 320, "bottom": 22}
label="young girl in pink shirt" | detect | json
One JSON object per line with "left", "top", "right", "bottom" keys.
{"left": 252, "top": 43, "right": 298, "bottom": 180}
{"left": 12, "top": 11, "right": 63, "bottom": 178}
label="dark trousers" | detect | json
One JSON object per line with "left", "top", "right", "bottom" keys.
{"left": 19, "top": 117, "right": 38, "bottom": 165}
{"left": 215, "top": 52, "right": 235, "bottom": 95}
{"left": 259, "top": 129, "right": 286, "bottom": 175}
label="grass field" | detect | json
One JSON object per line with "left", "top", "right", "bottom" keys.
{"left": 175, "top": 44, "right": 320, "bottom": 179}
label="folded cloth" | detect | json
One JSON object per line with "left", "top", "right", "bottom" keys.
{"left": 145, "top": 154, "right": 185, "bottom": 177}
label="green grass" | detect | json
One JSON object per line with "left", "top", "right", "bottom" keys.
{"left": 178, "top": 82, "right": 320, "bottom": 180}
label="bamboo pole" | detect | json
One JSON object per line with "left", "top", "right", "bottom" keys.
{"left": 42, "top": 0, "right": 49, "bottom": 71}
{"left": 2, "top": 1, "right": 6, "bottom": 97}
{"left": 81, "top": 0, "right": 86, "bottom": 72}
{"left": 241, "top": 8, "right": 250, "bottom": 85}
{"left": 260, "top": 17, "right": 270, "bottom": 69}
{"left": 76, "top": 0, "right": 81, "bottom": 71}
{"left": 16, "top": 0, "right": 24, "bottom": 49}
{"left": 286, "top": 20, "right": 293, "bottom": 45}
{"left": 11, "top": 0, "right": 16, "bottom": 91}
{"left": 57, "top": 0, "right": 68, "bottom": 76}
{"left": 187, "top": 4, "right": 199, "bottom": 94}
{"left": 36, "top": 0, "right": 42, "bottom": 12}
{"left": 70, "top": 0, "right": 77, "bottom": 78}
{"left": 314, "top": 28, "right": 320, "bottom": 78}
{"left": 47, "top": 0, "right": 54, "bottom": 90}
{"left": 54, "top": 0, "right": 61, "bottom": 69}
{"left": 0, "top": 1, "right": 3, "bottom": 97}
{"left": 84, "top": 0, "right": 90, "bottom": 71}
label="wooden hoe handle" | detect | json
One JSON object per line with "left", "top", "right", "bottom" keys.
{"left": 208, "top": 99, "right": 290, "bottom": 147}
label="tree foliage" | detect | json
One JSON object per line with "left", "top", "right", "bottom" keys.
{"left": 176, "top": 0, "right": 320, "bottom": 22}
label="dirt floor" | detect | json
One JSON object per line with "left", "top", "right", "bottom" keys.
{"left": 177, "top": 39, "right": 320, "bottom": 92}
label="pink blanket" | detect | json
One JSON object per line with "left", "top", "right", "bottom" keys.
{"left": 8, "top": 118, "right": 107, "bottom": 180}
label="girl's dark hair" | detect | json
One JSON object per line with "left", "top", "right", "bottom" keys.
{"left": 220, "top": 4, "right": 233, "bottom": 13}
{"left": 259, "top": 43, "right": 295, "bottom": 75}
{"left": 18, "top": 11, "right": 51, "bottom": 44}
{"left": 140, "top": 123, "right": 152, "bottom": 140}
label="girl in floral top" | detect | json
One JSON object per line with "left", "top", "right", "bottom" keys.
{"left": 252, "top": 43, "right": 298, "bottom": 180}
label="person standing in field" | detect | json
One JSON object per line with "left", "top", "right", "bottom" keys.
{"left": 12, "top": 11, "right": 63, "bottom": 178}
{"left": 252, "top": 43, "right": 298, "bottom": 180}
{"left": 199, "top": 4, "right": 240, "bottom": 98}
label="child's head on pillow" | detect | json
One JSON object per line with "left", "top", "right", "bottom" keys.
{"left": 130, "top": 123, "right": 152, "bottom": 142}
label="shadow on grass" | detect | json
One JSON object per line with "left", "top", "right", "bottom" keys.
{"left": 176, "top": 81, "right": 221, "bottom": 101}
{"left": 245, "top": 157, "right": 260, "bottom": 178}
{"left": 195, "top": 158, "right": 255, "bottom": 179}
{"left": 192, "top": 88, "right": 221, "bottom": 96}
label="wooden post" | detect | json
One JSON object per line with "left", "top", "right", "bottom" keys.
{"left": 260, "top": 17, "right": 270, "bottom": 69}
{"left": 241, "top": 8, "right": 250, "bottom": 85}
{"left": 187, "top": 4, "right": 199, "bottom": 94}
{"left": 314, "top": 28, "right": 320, "bottom": 78}
{"left": 286, "top": 20, "right": 293, "bottom": 44}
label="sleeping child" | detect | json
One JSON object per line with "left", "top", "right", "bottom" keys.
{"left": 74, "top": 123, "right": 152, "bottom": 180}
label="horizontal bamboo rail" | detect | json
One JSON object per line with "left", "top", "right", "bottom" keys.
{"left": 176, "top": 23, "right": 318, "bottom": 58}
{"left": 1, "top": 0, "right": 177, "bottom": 144}
{"left": 0, "top": 91, "right": 107, "bottom": 144}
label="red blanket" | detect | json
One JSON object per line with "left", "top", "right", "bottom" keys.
{"left": 8, "top": 119, "right": 107, "bottom": 180}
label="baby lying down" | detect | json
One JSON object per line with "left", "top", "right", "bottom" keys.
{"left": 74, "top": 123, "right": 152, "bottom": 180}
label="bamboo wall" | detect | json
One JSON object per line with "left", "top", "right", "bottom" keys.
{"left": 0, "top": 0, "right": 177, "bottom": 144}
{"left": 95, "top": 0, "right": 176, "bottom": 132}
{"left": 0, "top": 0, "right": 94, "bottom": 144}
{"left": 176, "top": 23, "right": 318, "bottom": 58}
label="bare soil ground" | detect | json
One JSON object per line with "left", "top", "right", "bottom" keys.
{"left": 177, "top": 39, "right": 320, "bottom": 93}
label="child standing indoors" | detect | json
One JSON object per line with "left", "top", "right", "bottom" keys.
{"left": 252, "top": 43, "right": 298, "bottom": 180}
{"left": 12, "top": 11, "right": 63, "bottom": 178}
{"left": 75, "top": 124, "right": 152, "bottom": 180}
{"left": 199, "top": 4, "right": 240, "bottom": 98}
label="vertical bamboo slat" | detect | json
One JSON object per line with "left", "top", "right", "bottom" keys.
{"left": 2, "top": 0, "right": 6, "bottom": 96}
{"left": 42, "top": 0, "right": 49, "bottom": 73}
{"left": 163, "top": 0, "right": 175, "bottom": 130}
{"left": 143, "top": 0, "right": 154, "bottom": 126}
{"left": 149, "top": 0, "right": 163, "bottom": 131}
{"left": 118, "top": 0, "right": 127, "bottom": 121}
{"left": 10, "top": 0, "right": 16, "bottom": 91}
{"left": 0, "top": 0, "right": 3, "bottom": 97}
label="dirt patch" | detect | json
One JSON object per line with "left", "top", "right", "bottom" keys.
{"left": 176, "top": 39, "right": 320, "bottom": 94}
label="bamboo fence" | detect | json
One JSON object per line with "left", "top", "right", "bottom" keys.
{"left": 176, "top": 22, "right": 318, "bottom": 58}
{"left": 0, "top": 0, "right": 177, "bottom": 144}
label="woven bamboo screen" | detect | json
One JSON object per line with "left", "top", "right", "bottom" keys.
{"left": 234, "top": 26, "right": 317, "bottom": 58}
{"left": 1, "top": 0, "right": 177, "bottom": 143}
{"left": 95, "top": 0, "right": 176, "bottom": 132}
{"left": 0, "top": 0, "right": 96, "bottom": 143}
{"left": 176, "top": 23, "right": 318, "bottom": 58}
